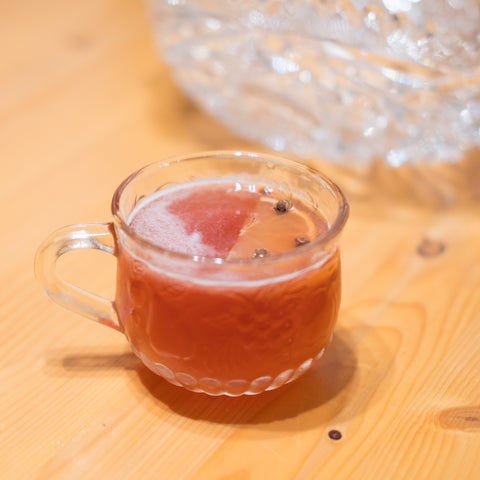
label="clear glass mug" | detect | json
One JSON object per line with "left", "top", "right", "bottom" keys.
{"left": 35, "top": 151, "right": 349, "bottom": 396}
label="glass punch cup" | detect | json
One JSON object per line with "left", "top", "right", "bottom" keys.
{"left": 35, "top": 151, "right": 349, "bottom": 396}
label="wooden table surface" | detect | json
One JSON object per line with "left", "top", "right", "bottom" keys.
{"left": 1, "top": 1, "right": 479, "bottom": 479}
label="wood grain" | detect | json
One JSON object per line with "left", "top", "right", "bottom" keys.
{"left": 1, "top": 1, "right": 479, "bottom": 479}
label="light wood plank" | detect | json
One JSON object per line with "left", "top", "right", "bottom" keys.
{"left": 1, "top": 1, "right": 479, "bottom": 479}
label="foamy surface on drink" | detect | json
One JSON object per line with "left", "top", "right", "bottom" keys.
{"left": 129, "top": 188, "right": 217, "bottom": 258}
{"left": 128, "top": 180, "right": 326, "bottom": 260}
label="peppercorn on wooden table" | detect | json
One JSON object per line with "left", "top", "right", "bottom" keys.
{"left": 1, "top": 1, "right": 479, "bottom": 479}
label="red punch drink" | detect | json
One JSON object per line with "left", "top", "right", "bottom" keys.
{"left": 36, "top": 151, "right": 347, "bottom": 396}
{"left": 115, "top": 174, "right": 344, "bottom": 396}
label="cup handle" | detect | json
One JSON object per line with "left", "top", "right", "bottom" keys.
{"left": 35, "top": 222, "right": 122, "bottom": 332}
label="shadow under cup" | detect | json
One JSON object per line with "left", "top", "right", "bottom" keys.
{"left": 112, "top": 151, "right": 349, "bottom": 396}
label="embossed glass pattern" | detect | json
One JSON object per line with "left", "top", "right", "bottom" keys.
{"left": 150, "top": 0, "right": 480, "bottom": 165}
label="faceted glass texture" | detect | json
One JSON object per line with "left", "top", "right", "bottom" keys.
{"left": 150, "top": 0, "right": 480, "bottom": 165}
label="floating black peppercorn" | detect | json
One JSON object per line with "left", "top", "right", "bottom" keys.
{"left": 274, "top": 199, "right": 292, "bottom": 214}
{"left": 252, "top": 248, "right": 269, "bottom": 258}
{"left": 295, "top": 236, "right": 310, "bottom": 247}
